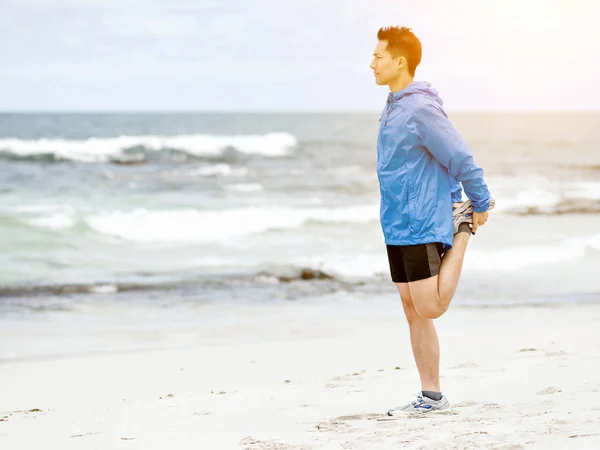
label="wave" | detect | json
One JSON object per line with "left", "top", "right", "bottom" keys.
{"left": 0, "top": 266, "right": 348, "bottom": 300}
{"left": 83, "top": 205, "right": 379, "bottom": 242}
{"left": 10, "top": 204, "right": 379, "bottom": 241}
{"left": 512, "top": 200, "right": 600, "bottom": 216}
{"left": 289, "top": 253, "right": 389, "bottom": 279}
{"left": 28, "top": 213, "right": 76, "bottom": 230}
{"left": 186, "top": 164, "right": 249, "bottom": 177}
{"left": 0, "top": 282, "right": 133, "bottom": 299}
{"left": 0, "top": 132, "right": 297, "bottom": 163}
{"left": 464, "top": 234, "right": 600, "bottom": 272}
{"left": 225, "top": 183, "right": 264, "bottom": 192}
{"left": 4, "top": 204, "right": 78, "bottom": 231}
{"left": 289, "top": 234, "right": 600, "bottom": 279}
{"left": 494, "top": 196, "right": 600, "bottom": 216}
{"left": 489, "top": 178, "right": 600, "bottom": 216}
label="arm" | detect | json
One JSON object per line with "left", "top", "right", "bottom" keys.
{"left": 449, "top": 177, "right": 463, "bottom": 204}
{"left": 412, "top": 104, "right": 491, "bottom": 212}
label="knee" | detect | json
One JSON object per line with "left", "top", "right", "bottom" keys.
{"left": 414, "top": 302, "right": 448, "bottom": 320}
{"left": 401, "top": 298, "right": 420, "bottom": 325}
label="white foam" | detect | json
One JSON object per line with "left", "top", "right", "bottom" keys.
{"left": 0, "top": 132, "right": 297, "bottom": 162}
{"left": 7, "top": 203, "right": 77, "bottom": 230}
{"left": 288, "top": 233, "right": 600, "bottom": 279}
{"left": 588, "top": 234, "right": 600, "bottom": 251}
{"left": 492, "top": 190, "right": 561, "bottom": 214}
{"left": 190, "top": 256, "right": 238, "bottom": 268}
{"left": 29, "top": 213, "right": 76, "bottom": 230}
{"left": 226, "top": 183, "right": 264, "bottom": 192}
{"left": 89, "top": 284, "right": 118, "bottom": 294}
{"left": 292, "top": 253, "right": 389, "bottom": 279}
{"left": 308, "top": 205, "right": 379, "bottom": 223}
{"left": 564, "top": 181, "right": 600, "bottom": 200}
{"left": 486, "top": 175, "right": 600, "bottom": 214}
{"left": 86, "top": 205, "right": 379, "bottom": 243}
{"left": 464, "top": 234, "right": 600, "bottom": 272}
{"left": 327, "top": 165, "right": 365, "bottom": 175}
{"left": 187, "top": 164, "right": 248, "bottom": 177}
{"left": 14, "top": 203, "right": 75, "bottom": 214}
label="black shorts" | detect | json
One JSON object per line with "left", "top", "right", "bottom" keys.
{"left": 386, "top": 243, "right": 447, "bottom": 283}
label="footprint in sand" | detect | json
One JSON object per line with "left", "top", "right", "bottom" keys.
{"left": 537, "top": 386, "right": 562, "bottom": 395}
{"left": 568, "top": 433, "right": 600, "bottom": 439}
{"left": 0, "top": 409, "right": 44, "bottom": 421}
{"left": 545, "top": 350, "right": 568, "bottom": 357}
{"left": 453, "top": 401, "right": 479, "bottom": 408}
{"left": 239, "top": 436, "right": 312, "bottom": 450}
{"left": 376, "top": 409, "right": 459, "bottom": 421}
{"left": 450, "top": 362, "right": 478, "bottom": 369}
{"left": 475, "top": 403, "right": 504, "bottom": 414}
{"left": 70, "top": 432, "right": 102, "bottom": 438}
{"left": 314, "top": 420, "right": 354, "bottom": 433}
{"left": 490, "top": 445, "right": 525, "bottom": 450}
{"left": 326, "top": 371, "right": 367, "bottom": 389}
{"left": 334, "top": 413, "right": 387, "bottom": 421}
{"left": 332, "top": 372, "right": 364, "bottom": 381}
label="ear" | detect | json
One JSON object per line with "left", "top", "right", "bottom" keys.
{"left": 396, "top": 56, "right": 407, "bottom": 69}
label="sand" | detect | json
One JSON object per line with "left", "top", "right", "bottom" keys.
{"left": 1, "top": 303, "right": 600, "bottom": 449}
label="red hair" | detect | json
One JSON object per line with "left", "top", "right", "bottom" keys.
{"left": 377, "top": 26, "right": 422, "bottom": 77}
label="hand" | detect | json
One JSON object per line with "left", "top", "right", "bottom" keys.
{"left": 471, "top": 210, "right": 489, "bottom": 233}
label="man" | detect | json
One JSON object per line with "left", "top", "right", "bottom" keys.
{"left": 369, "top": 26, "right": 495, "bottom": 415}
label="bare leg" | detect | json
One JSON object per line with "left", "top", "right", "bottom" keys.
{"left": 436, "top": 231, "right": 470, "bottom": 306}
{"left": 408, "top": 231, "right": 471, "bottom": 319}
{"left": 396, "top": 282, "right": 440, "bottom": 391}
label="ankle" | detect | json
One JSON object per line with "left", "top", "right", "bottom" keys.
{"left": 421, "top": 385, "right": 441, "bottom": 393}
{"left": 456, "top": 222, "right": 472, "bottom": 235}
{"left": 422, "top": 390, "right": 443, "bottom": 401}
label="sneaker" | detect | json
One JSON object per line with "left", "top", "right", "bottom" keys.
{"left": 452, "top": 198, "right": 496, "bottom": 235}
{"left": 387, "top": 393, "right": 450, "bottom": 416}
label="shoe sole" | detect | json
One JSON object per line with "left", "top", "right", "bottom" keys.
{"left": 452, "top": 200, "right": 472, "bottom": 217}
{"left": 453, "top": 198, "right": 496, "bottom": 217}
{"left": 386, "top": 407, "right": 454, "bottom": 418}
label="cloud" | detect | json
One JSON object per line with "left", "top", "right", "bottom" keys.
{"left": 1, "top": 0, "right": 599, "bottom": 111}
{"left": 100, "top": 14, "right": 200, "bottom": 36}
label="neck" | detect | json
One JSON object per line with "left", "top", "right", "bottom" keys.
{"left": 389, "top": 73, "right": 414, "bottom": 93}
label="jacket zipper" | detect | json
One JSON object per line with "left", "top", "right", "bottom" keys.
{"left": 406, "top": 171, "right": 412, "bottom": 232}
{"left": 406, "top": 182, "right": 410, "bottom": 231}
{"left": 382, "top": 94, "right": 395, "bottom": 126}
{"left": 384, "top": 101, "right": 392, "bottom": 126}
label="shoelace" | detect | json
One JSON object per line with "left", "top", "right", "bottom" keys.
{"left": 411, "top": 395, "right": 425, "bottom": 407}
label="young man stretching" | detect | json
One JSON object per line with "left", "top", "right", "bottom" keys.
{"left": 370, "top": 26, "right": 495, "bottom": 415}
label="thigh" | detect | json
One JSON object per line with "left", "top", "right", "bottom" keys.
{"left": 404, "top": 243, "right": 444, "bottom": 309}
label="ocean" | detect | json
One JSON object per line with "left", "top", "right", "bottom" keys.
{"left": 1, "top": 112, "right": 599, "bottom": 359}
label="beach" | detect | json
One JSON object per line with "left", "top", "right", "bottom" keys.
{"left": 2, "top": 299, "right": 600, "bottom": 449}
{"left": 3, "top": 0, "right": 600, "bottom": 445}
{"left": 1, "top": 112, "right": 600, "bottom": 449}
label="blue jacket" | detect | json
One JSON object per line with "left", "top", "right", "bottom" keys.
{"left": 376, "top": 81, "right": 491, "bottom": 249}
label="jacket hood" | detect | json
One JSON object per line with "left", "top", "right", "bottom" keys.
{"left": 387, "top": 81, "right": 443, "bottom": 107}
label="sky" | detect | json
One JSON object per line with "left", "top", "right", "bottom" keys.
{"left": 1, "top": 0, "right": 599, "bottom": 112}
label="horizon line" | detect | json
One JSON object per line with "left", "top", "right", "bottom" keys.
{"left": 1, "top": 109, "right": 600, "bottom": 114}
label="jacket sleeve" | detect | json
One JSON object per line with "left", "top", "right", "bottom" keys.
{"left": 412, "top": 104, "right": 491, "bottom": 212}
{"left": 449, "top": 177, "right": 463, "bottom": 204}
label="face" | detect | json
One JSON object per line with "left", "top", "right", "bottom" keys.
{"left": 369, "top": 40, "right": 403, "bottom": 86}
